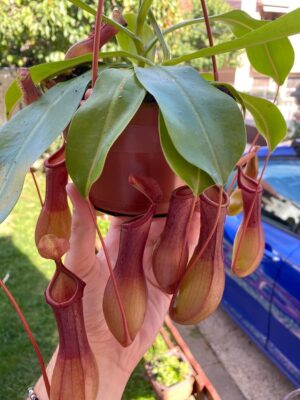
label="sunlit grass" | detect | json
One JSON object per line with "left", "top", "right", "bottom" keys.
{"left": 0, "top": 172, "right": 156, "bottom": 399}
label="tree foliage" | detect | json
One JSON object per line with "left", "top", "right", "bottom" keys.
{"left": 0, "top": 0, "right": 235, "bottom": 69}
{"left": 119, "top": 0, "right": 235, "bottom": 69}
{"left": 0, "top": 0, "right": 95, "bottom": 67}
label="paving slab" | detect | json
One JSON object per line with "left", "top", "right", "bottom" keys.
{"left": 177, "top": 308, "right": 296, "bottom": 400}
{"left": 176, "top": 324, "right": 247, "bottom": 400}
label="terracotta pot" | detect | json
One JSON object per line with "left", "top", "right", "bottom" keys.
{"left": 89, "top": 102, "right": 182, "bottom": 216}
{"left": 145, "top": 347, "right": 195, "bottom": 400}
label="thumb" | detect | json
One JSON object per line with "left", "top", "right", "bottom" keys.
{"left": 65, "top": 183, "right": 97, "bottom": 276}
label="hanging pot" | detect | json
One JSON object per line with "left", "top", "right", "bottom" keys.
{"left": 89, "top": 101, "right": 182, "bottom": 216}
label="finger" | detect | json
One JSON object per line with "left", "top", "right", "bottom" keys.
{"left": 65, "top": 183, "right": 96, "bottom": 276}
{"left": 143, "top": 218, "right": 166, "bottom": 287}
{"left": 145, "top": 217, "right": 166, "bottom": 248}
{"left": 188, "top": 209, "right": 201, "bottom": 255}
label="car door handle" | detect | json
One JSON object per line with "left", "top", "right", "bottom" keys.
{"left": 264, "top": 248, "right": 281, "bottom": 263}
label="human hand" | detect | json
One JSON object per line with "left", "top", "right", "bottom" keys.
{"left": 34, "top": 183, "right": 199, "bottom": 399}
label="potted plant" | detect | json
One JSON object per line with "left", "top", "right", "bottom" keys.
{"left": 1, "top": 1, "right": 299, "bottom": 220}
{"left": 1, "top": 0, "right": 300, "bottom": 398}
{"left": 145, "top": 347, "right": 194, "bottom": 400}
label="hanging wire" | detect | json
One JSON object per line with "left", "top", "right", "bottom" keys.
{"left": 200, "top": 0, "right": 219, "bottom": 81}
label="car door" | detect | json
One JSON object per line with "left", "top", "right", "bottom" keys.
{"left": 256, "top": 155, "right": 300, "bottom": 386}
{"left": 223, "top": 214, "right": 278, "bottom": 348}
{"left": 222, "top": 154, "right": 300, "bottom": 354}
{"left": 267, "top": 240, "right": 300, "bottom": 387}
{"left": 267, "top": 243, "right": 300, "bottom": 387}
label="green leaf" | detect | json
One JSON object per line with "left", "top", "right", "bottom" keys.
{"left": 5, "top": 52, "right": 152, "bottom": 119}
{"left": 135, "top": 66, "right": 246, "bottom": 185}
{"left": 116, "top": 13, "right": 155, "bottom": 62}
{"left": 67, "top": 0, "right": 96, "bottom": 15}
{"left": 66, "top": 69, "right": 146, "bottom": 197}
{"left": 5, "top": 81, "right": 22, "bottom": 119}
{"left": 136, "top": 0, "right": 154, "bottom": 38}
{"left": 5, "top": 54, "right": 96, "bottom": 119}
{"left": 0, "top": 71, "right": 91, "bottom": 223}
{"left": 67, "top": 0, "right": 142, "bottom": 44}
{"left": 200, "top": 72, "right": 214, "bottom": 81}
{"left": 239, "top": 92, "right": 287, "bottom": 150}
{"left": 159, "top": 114, "right": 213, "bottom": 195}
{"left": 213, "top": 10, "right": 294, "bottom": 85}
{"left": 164, "top": 8, "right": 300, "bottom": 66}
{"left": 148, "top": 9, "right": 170, "bottom": 60}
{"left": 212, "top": 82, "right": 246, "bottom": 115}
{"left": 145, "top": 17, "right": 205, "bottom": 54}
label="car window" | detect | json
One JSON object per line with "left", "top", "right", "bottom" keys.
{"left": 260, "top": 158, "right": 300, "bottom": 236}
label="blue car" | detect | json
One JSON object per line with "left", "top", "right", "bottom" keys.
{"left": 222, "top": 141, "right": 300, "bottom": 387}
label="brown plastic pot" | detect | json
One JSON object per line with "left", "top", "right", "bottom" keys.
{"left": 89, "top": 102, "right": 182, "bottom": 216}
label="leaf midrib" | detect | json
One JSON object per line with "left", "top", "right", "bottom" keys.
{"left": 158, "top": 67, "right": 223, "bottom": 183}
{"left": 219, "top": 16, "right": 280, "bottom": 83}
{"left": 85, "top": 71, "right": 136, "bottom": 193}
{"left": 243, "top": 97, "right": 271, "bottom": 147}
{"left": 0, "top": 89, "right": 68, "bottom": 198}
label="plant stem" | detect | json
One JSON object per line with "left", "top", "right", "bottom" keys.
{"left": 148, "top": 9, "right": 170, "bottom": 60}
{"left": 102, "top": 15, "right": 143, "bottom": 46}
{"left": 273, "top": 84, "right": 280, "bottom": 104}
{"left": 163, "top": 7, "right": 300, "bottom": 66}
{"left": 188, "top": 187, "right": 224, "bottom": 270}
{"left": 30, "top": 168, "right": 44, "bottom": 207}
{"left": 92, "top": 0, "right": 104, "bottom": 87}
{"left": 100, "top": 51, "right": 155, "bottom": 65}
{"left": 178, "top": 194, "right": 198, "bottom": 278}
{"left": 228, "top": 85, "right": 280, "bottom": 197}
{"left": 87, "top": 203, "right": 131, "bottom": 345}
{"left": 200, "top": 0, "right": 219, "bottom": 81}
{"left": 135, "top": 0, "right": 154, "bottom": 62}
{"left": 68, "top": 0, "right": 96, "bottom": 15}
{"left": 227, "top": 134, "right": 259, "bottom": 196}
{"left": 136, "top": 0, "right": 153, "bottom": 39}
{"left": 0, "top": 280, "right": 50, "bottom": 398}
{"left": 145, "top": 17, "right": 206, "bottom": 55}
{"left": 68, "top": 0, "right": 144, "bottom": 49}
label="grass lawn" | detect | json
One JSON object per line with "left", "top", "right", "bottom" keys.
{"left": 0, "top": 172, "right": 166, "bottom": 399}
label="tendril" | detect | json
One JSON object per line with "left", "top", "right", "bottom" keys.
{"left": 0, "top": 279, "right": 50, "bottom": 398}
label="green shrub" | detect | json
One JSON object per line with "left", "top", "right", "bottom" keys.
{"left": 0, "top": 0, "right": 236, "bottom": 69}
{"left": 151, "top": 353, "right": 190, "bottom": 387}
{"left": 0, "top": 0, "right": 95, "bottom": 67}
